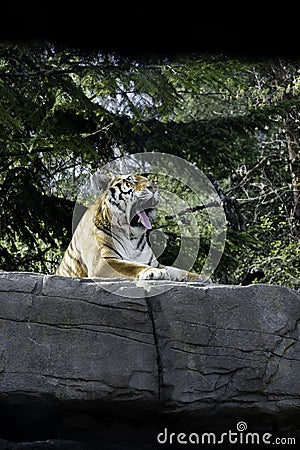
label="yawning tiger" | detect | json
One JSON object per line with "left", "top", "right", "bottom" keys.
{"left": 55, "top": 174, "right": 202, "bottom": 281}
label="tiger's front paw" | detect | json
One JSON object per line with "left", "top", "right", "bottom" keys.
{"left": 165, "top": 266, "right": 212, "bottom": 283}
{"left": 137, "top": 267, "right": 170, "bottom": 280}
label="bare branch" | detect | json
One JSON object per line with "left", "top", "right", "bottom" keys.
{"left": 165, "top": 201, "right": 220, "bottom": 220}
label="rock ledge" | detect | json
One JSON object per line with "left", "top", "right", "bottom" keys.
{"left": 0, "top": 271, "right": 299, "bottom": 448}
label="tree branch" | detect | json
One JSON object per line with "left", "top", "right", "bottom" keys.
{"left": 165, "top": 201, "right": 220, "bottom": 220}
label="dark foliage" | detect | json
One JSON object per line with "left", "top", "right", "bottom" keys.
{"left": 0, "top": 43, "right": 299, "bottom": 286}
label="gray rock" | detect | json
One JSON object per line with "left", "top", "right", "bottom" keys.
{"left": 150, "top": 283, "right": 300, "bottom": 413}
{"left": 0, "top": 273, "right": 156, "bottom": 402}
{"left": 0, "top": 271, "right": 299, "bottom": 448}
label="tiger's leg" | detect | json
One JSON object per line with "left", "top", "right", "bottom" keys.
{"left": 102, "top": 260, "right": 211, "bottom": 283}
{"left": 87, "top": 258, "right": 171, "bottom": 280}
{"left": 159, "top": 265, "right": 212, "bottom": 283}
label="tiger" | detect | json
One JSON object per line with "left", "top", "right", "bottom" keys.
{"left": 55, "top": 173, "right": 205, "bottom": 282}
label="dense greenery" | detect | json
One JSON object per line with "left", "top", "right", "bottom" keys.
{"left": 0, "top": 42, "right": 299, "bottom": 287}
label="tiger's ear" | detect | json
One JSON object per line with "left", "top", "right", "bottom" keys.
{"left": 90, "top": 170, "right": 112, "bottom": 195}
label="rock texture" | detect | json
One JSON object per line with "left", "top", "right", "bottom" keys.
{"left": 0, "top": 271, "right": 299, "bottom": 448}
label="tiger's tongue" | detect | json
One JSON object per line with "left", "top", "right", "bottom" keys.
{"left": 137, "top": 210, "right": 152, "bottom": 229}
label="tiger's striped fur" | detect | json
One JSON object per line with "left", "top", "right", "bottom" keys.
{"left": 55, "top": 174, "right": 201, "bottom": 281}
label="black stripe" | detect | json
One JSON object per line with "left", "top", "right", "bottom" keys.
{"left": 140, "top": 240, "right": 147, "bottom": 252}
{"left": 110, "top": 199, "right": 124, "bottom": 211}
{"left": 137, "top": 235, "right": 145, "bottom": 248}
{"left": 110, "top": 187, "right": 117, "bottom": 200}
{"left": 137, "top": 236, "right": 147, "bottom": 252}
{"left": 98, "top": 223, "right": 113, "bottom": 237}
{"left": 97, "top": 224, "right": 127, "bottom": 252}
{"left": 148, "top": 254, "right": 154, "bottom": 266}
{"left": 104, "top": 225, "right": 126, "bottom": 250}
{"left": 105, "top": 229, "right": 127, "bottom": 252}
{"left": 118, "top": 191, "right": 125, "bottom": 201}
{"left": 118, "top": 188, "right": 132, "bottom": 201}
{"left": 148, "top": 253, "right": 158, "bottom": 267}
{"left": 66, "top": 247, "right": 77, "bottom": 261}
{"left": 103, "top": 243, "right": 124, "bottom": 259}
{"left": 61, "top": 260, "right": 80, "bottom": 276}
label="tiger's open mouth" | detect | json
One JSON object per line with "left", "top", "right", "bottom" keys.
{"left": 130, "top": 208, "right": 155, "bottom": 229}
{"left": 130, "top": 198, "right": 158, "bottom": 230}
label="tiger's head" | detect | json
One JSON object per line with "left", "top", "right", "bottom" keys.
{"left": 99, "top": 174, "right": 159, "bottom": 235}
